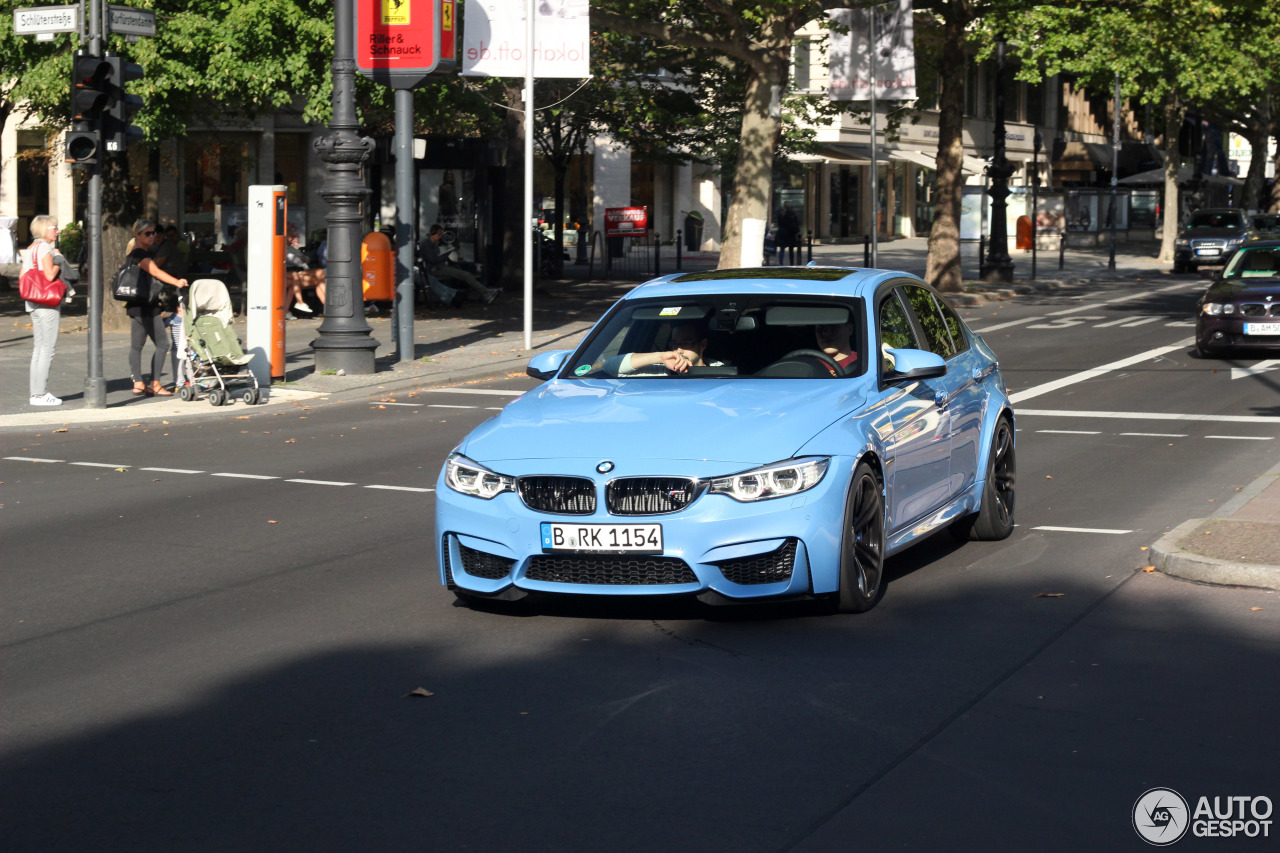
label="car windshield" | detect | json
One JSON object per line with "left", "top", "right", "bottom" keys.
{"left": 1222, "top": 247, "right": 1280, "bottom": 280}
{"left": 561, "top": 294, "right": 866, "bottom": 379}
{"left": 1187, "top": 211, "right": 1245, "bottom": 229}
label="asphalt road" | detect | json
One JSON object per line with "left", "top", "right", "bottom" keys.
{"left": 3, "top": 275, "right": 1278, "bottom": 851}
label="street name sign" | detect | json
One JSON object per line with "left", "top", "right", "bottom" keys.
{"left": 13, "top": 5, "right": 79, "bottom": 36}
{"left": 107, "top": 5, "right": 156, "bottom": 37}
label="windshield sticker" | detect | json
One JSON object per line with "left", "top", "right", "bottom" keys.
{"left": 574, "top": 364, "right": 591, "bottom": 376}
{"left": 659, "top": 306, "right": 683, "bottom": 316}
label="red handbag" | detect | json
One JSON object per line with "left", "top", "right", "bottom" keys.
{"left": 19, "top": 245, "right": 68, "bottom": 307}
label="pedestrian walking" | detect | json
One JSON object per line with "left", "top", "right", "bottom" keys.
{"left": 123, "top": 219, "right": 189, "bottom": 396}
{"left": 23, "top": 214, "right": 65, "bottom": 406}
{"left": 776, "top": 203, "right": 801, "bottom": 265}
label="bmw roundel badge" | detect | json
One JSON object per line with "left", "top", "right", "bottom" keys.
{"left": 596, "top": 461, "right": 614, "bottom": 474}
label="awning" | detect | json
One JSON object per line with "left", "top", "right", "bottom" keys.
{"left": 815, "top": 144, "right": 985, "bottom": 174}
{"left": 1119, "top": 165, "right": 1244, "bottom": 187}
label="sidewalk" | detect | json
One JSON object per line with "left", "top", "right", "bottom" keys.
{"left": 4, "top": 242, "right": 1276, "bottom": 591}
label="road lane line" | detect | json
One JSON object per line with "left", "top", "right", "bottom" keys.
{"left": 1095, "top": 316, "right": 1161, "bottom": 328}
{"left": 429, "top": 404, "right": 479, "bottom": 410}
{"left": 70, "top": 462, "right": 130, "bottom": 468}
{"left": 1036, "top": 429, "right": 1102, "bottom": 435}
{"left": 974, "top": 281, "right": 1197, "bottom": 334}
{"left": 1032, "top": 526, "right": 1133, "bottom": 534}
{"left": 1119, "top": 432, "right": 1188, "bottom": 438}
{"left": 211, "top": 473, "right": 279, "bottom": 480}
{"left": 1205, "top": 435, "right": 1273, "bottom": 441}
{"left": 374, "top": 402, "right": 424, "bottom": 407}
{"left": 1017, "top": 408, "right": 1280, "bottom": 424}
{"left": 140, "top": 467, "right": 206, "bottom": 474}
{"left": 4, "top": 456, "right": 63, "bottom": 463}
{"left": 285, "top": 479, "right": 356, "bottom": 486}
{"left": 1230, "top": 359, "right": 1280, "bottom": 381}
{"left": 1008, "top": 339, "right": 1194, "bottom": 403}
{"left": 365, "top": 484, "right": 434, "bottom": 492}
{"left": 423, "top": 388, "right": 524, "bottom": 397}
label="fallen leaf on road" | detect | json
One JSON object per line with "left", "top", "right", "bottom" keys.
{"left": 1035, "top": 593, "right": 1065, "bottom": 598}
{"left": 53, "top": 428, "right": 68, "bottom": 433}
{"left": 377, "top": 405, "right": 387, "bottom": 409}
{"left": 1250, "top": 607, "right": 1262, "bottom": 611}
{"left": 379, "top": 398, "right": 396, "bottom": 403}
{"left": 235, "top": 416, "right": 250, "bottom": 420}
{"left": 285, "top": 438, "right": 296, "bottom": 443}
{"left": 404, "top": 687, "right": 435, "bottom": 698}
{"left": 114, "top": 467, "right": 128, "bottom": 472}
{"left": 267, "top": 520, "right": 279, "bottom": 524}
{"left": 1142, "top": 566, "right": 1156, "bottom": 573}
{"left": 1140, "top": 546, "right": 1149, "bottom": 551}
{"left": 1045, "top": 475, "right": 1052, "bottom": 479}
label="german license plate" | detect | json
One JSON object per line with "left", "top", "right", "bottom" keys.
{"left": 1244, "top": 322, "right": 1280, "bottom": 335}
{"left": 1196, "top": 248, "right": 1221, "bottom": 256}
{"left": 541, "top": 522, "right": 663, "bottom": 553}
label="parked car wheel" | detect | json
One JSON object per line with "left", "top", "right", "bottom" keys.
{"left": 834, "top": 461, "right": 886, "bottom": 613}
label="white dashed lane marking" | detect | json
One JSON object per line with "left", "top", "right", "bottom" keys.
{"left": 1032, "top": 526, "right": 1133, "bottom": 535}
{"left": 1036, "top": 429, "right": 1102, "bottom": 435}
{"left": 1205, "top": 435, "right": 1274, "bottom": 441}
{"left": 4, "top": 457, "right": 430, "bottom": 492}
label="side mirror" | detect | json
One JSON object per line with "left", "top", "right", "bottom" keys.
{"left": 526, "top": 350, "right": 571, "bottom": 381}
{"left": 882, "top": 348, "right": 947, "bottom": 383}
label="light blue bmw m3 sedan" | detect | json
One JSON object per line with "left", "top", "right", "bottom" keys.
{"left": 436, "top": 266, "right": 1015, "bottom": 613}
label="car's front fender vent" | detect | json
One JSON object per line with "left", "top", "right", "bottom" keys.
{"left": 715, "top": 539, "right": 798, "bottom": 585}
{"left": 606, "top": 477, "right": 699, "bottom": 515}
{"left": 459, "top": 543, "right": 516, "bottom": 580}
{"left": 518, "top": 476, "right": 596, "bottom": 514}
{"left": 526, "top": 555, "right": 697, "bottom": 585}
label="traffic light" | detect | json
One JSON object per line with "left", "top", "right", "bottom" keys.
{"left": 72, "top": 51, "right": 112, "bottom": 122}
{"left": 103, "top": 55, "right": 144, "bottom": 153}
{"left": 67, "top": 51, "right": 111, "bottom": 166}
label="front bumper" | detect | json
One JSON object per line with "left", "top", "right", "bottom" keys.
{"left": 435, "top": 459, "right": 855, "bottom": 601}
{"left": 1196, "top": 315, "right": 1280, "bottom": 351}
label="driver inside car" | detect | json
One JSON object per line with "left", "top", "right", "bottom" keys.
{"left": 809, "top": 321, "right": 858, "bottom": 376}
{"left": 604, "top": 321, "right": 728, "bottom": 375}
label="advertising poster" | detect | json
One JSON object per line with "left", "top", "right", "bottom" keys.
{"left": 828, "top": 1, "right": 916, "bottom": 101}
{"left": 461, "top": 0, "right": 590, "bottom": 78}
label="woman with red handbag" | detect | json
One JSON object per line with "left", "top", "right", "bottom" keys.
{"left": 22, "top": 215, "right": 65, "bottom": 406}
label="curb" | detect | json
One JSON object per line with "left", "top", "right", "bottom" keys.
{"left": 1149, "top": 519, "right": 1280, "bottom": 591}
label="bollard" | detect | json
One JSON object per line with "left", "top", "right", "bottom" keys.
{"left": 1059, "top": 232, "right": 1066, "bottom": 270}
{"left": 863, "top": 234, "right": 870, "bottom": 267}
{"left": 979, "top": 234, "right": 986, "bottom": 274}
{"left": 807, "top": 230, "right": 813, "bottom": 263}
{"left": 676, "top": 229, "right": 683, "bottom": 271}
{"left": 654, "top": 233, "right": 661, "bottom": 277}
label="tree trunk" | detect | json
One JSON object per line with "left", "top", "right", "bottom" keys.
{"left": 1158, "top": 97, "right": 1182, "bottom": 264}
{"left": 501, "top": 83, "right": 525, "bottom": 288}
{"left": 102, "top": 156, "right": 138, "bottom": 332}
{"left": 719, "top": 60, "right": 785, "bottom": 269}
{"left": 924, "top": 9, "right": 967, "bottom": 292}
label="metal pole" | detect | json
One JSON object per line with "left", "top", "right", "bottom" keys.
{"left": 522, "top": 0, "right": 535, "bottom": 350}
{"left": 868, "top": 9, "right": 878, "bottom": 268}
{"left": 394, "top": 87, "right": 415, "bottom": 363}
{"left": 84, "top": 0, "right": 104, "bottom": 407}
{"left": 981, "top": 34, "right": 1014, "bottom": 283}
{"left": 1031, "top": 129, "right": 1041, "bottom": 280}
{"left": 311, "top": 0, "right": 379, "bottom": 373}
{"left": 1109, "top": 73, "right": 1120, "bottom": 271}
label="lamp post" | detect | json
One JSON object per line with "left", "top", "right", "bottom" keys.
{"left": 1031, "top": 129, "right": 1042, "bottom": 279}
{"left": 311, "top": 0, "right": 379, "bottom": 375}
{"left": 980, "top": 34, "right": 1015, "bottom": 283}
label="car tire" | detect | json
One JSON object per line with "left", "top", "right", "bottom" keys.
{"left": 1195, "top": 342, "right": 1221, "bottom": 359}
{"left": 1173, "top": 261, "right": 1188, "bottom": 274}
{"left": 951, "top": 415, "right": 1016, "bottom": 542}
{"left": 834, "top": 461, "right": 886, "bottom": 613}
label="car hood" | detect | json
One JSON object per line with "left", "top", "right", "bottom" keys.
{"left": 1202, "top": 280, "right": 1280, "bottom": 299}
{"left": 1180, "top": 227, "right": 1249, "bottom": 239}
{"left": 459, "top": 379, "right": 868, "bottom": 465}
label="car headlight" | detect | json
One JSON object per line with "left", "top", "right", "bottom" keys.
{"left": 444, "top": 452, "right": 516, "bottom": 499}
{"left": 1201, "top": 303, "right": 1235, "bottom": 315}
{"left": 707, "top": 457, "right": 829, "bottom": 502}
{"left": 1226, "top": 237, "right": 1245, "bottom": 247}
{"left": 1175, "top": 238, "right": 1189, "bottom": 247}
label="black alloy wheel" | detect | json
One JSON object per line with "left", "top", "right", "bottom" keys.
{"left": 835, "top": 461, "right": 886, "bottom": 613}
{"left": 952, "top": 415, "right": 1016, "bottom": 541}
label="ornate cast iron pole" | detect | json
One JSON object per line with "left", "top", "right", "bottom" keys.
{"left": 980, "top": 34, "right": 1015, "bottom": 283}
{"left": 312, "top": 0, "right": 379, "bottom": 374}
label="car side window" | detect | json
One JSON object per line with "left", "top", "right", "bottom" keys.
{"left": 933, "top": 294, "right": 969, "bottom": 354}
{"left": 878, "top": 290, "right": 918, "bottom": 372}
{"left": 902, "top": 285, "right": 956, "bottom": 358}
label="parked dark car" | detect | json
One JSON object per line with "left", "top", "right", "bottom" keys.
{"left": 1174, "top": 208, "right": 1257, "bottom": 273}
{"left": 1250, "top": 213, "right": 1280, "bottom": 238}
{"left": 1195, "top": 239, "right": 1280, "bottom": 357}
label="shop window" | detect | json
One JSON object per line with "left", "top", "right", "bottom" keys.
{"left": 184, "top": 135, "right": 257, "bottom": 215}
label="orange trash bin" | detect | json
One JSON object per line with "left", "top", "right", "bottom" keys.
{"left": 1015, "top": 215, "right": 1032, "bottom": 250}
{"left": 361, "top": 231, "right": 395, "bottom": 301}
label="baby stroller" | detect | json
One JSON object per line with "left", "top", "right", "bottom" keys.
{"left": 173, "top": 279, "right": 263, "bottom": 407}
